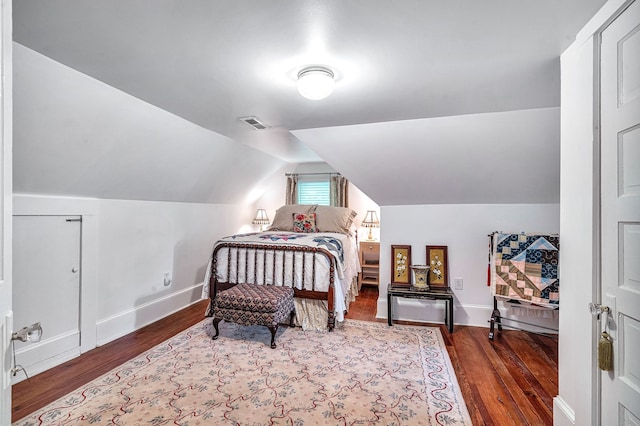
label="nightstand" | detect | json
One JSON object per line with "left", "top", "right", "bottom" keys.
{"left": 359, "top": 241, "right": 380, "bottom": 287}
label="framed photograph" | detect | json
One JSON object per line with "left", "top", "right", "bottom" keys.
{"left": 391, "top": 245, "right": 412, "bottom": 286}
{"left": 426, "top": 245, "right": 449, "bottom": 288}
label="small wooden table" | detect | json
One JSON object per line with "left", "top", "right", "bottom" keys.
{"left": 387, "top": 284, "right": 455, "bottom": 333}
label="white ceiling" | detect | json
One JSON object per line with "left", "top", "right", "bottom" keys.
{"left": 13, "top": 0, "right": 606, "bottom": 164}
{"left": 13, "top": 44, "right": 286, "bottom": 205}
{"left": 293, "top": 107, "right": 561, "bottom": 205}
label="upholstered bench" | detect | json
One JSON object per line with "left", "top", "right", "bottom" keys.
{"left": 212, "top": 283, "right": 295, "bottom": 349}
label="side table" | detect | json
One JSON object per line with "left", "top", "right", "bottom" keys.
{"left": 387, "top": 284, "right": 455, "bottom": 333}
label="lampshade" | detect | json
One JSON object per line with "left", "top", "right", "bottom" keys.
{"left": 297, "top": 66, "right": 335, "bottom": 100}
{"left": 361, "top": 210, "right": 380, "bottom": 228}
{"left": 361, "top": 210, "right": 380, "bottom": 241}
{"left": 252, "top": 209, "right": 270, "bottom": 231}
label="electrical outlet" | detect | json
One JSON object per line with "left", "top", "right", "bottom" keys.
{"left": 11, "top": 322, "right": 43, "bottom": 342}
{"left": 454, "top": 278, "right": 463, "bottom": 290}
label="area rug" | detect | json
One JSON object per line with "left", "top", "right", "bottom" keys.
{"left": 14, "top": 319, "right": 471, "bottom": 425}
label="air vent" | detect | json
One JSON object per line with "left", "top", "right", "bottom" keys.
{"left": 239, "top": 116, "right": 269, "bottom": 130}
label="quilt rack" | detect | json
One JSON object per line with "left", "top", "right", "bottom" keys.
{"left": 488, "top": 297, "right": 559, "bottom": 340}
{"left": 487, "top": 231, "right": 559, "bottom": 340}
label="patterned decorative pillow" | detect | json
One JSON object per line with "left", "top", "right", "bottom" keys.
{"left": 268, "top": 204, "right": 316, "bottom": 231}
{"left": 292, "top": 213, "right": 317, "bottom": 233}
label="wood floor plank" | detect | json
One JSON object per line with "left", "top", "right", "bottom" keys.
{"left": 11, "top": 299, "right": 210, "bottom": 422}
{"left": 490, "top": 335, "right": 553, "bottom": 425}
{"left": 12, "top": 286, "right": 558, "bottom": 425}
{"left": 468, "top": 328, "right": 533, "bottom": 426}
{"left": 495, "top": 333, "right": 557, "bottom": 410}
{"left": 448, "top": 328, "right": 505, "bottom": 425}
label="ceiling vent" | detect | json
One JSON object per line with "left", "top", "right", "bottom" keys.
{"left": 239, "top": 116, "right": 269, "bottom": 130}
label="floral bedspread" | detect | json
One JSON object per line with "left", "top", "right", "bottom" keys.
{"left": 222, "top": 231, "right": 347, "bottom": 273}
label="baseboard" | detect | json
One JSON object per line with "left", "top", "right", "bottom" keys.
{"left": 553, "top": 396, "right": 576, "bottom": 426}
{"left": 376, "top": 297, "right": 559, "bottom": 333}
{"left": 10, "top": 347, "right": 80, "bottom": 385}
{"left": 376, "top": 298, "right": 493, "bottom": 327}
{"left": 96, "top": 283, "right": 204, "bottom": 346}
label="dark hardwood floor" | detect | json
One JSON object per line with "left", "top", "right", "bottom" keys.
{"left": 12, "top": 286, "right": 558, "bottom": 425}
{"left": 347, "top": 286, "right": 558, "bottom": 426}
{"left": 11, "top": 300, "right": 210, "bottom": 423}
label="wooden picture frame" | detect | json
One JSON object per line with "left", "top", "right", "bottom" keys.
{"left": 426, "top": 245, "right": 449, "bottom": 288}
{"left": 391, "top": 245, "right": 412, "bottom": 286}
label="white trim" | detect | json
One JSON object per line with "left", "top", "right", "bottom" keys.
{"left": 0, "top": 0, "right": 13, "bottom": 422}
{"left": 553, "top": 396, "right": 576, "bottom": 426}
{"left": 96, "top": 283, "right": 204, "bottom": 346}
{"left": 377, "top": 298, "right": 558, "bottom": 332}
{"left": 1, "top": 312, "right": 12, "bottom": 422}
{"left": 591, "top": 24, "right": 604, "bottom": 426}
{"left": 12, "top": 193, "right": 100, "bottom": 213}
{"left": 10, "top": 346, "right": 80, "bottom": 385}
{"left": 574, "top": 0, "right": 633, "bottom": 45}
{"left": 13, "top": 194, "right": 99, "bottom": 353}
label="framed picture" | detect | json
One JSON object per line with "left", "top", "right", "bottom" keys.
{"left": 426, "top": 245, "right": 449, "bottom": 288}
{"left": 391, "top": 245, "right": 412, "bottom": 286}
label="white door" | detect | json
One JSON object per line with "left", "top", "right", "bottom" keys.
{"left": 600, "top": 0, "right": 640, "bottom": 423}
{"left": 0, "top": 0, "right": 12, "bottom": 423}
{"left": 12, "top": 215, "right": 81, "bottom": 380}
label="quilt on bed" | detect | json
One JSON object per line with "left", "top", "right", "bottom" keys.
{"left": 490, "top": 232, "right": 560, "bottom": 307}
{"left": 222, "top": 231, "right": 348, "bottom": 275}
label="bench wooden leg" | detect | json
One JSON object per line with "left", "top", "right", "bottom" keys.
{"left": 268, "top": 325, "right": 279, "bottom": 349}
{"left": 289, "top": 310, "right": 296, "bottom": 327}
{"left": 212, "top": 317, "right": 222, "bottom": 340}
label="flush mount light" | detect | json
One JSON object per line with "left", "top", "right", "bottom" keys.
{"left": 297, "top": 66, "right": 335, "bottom": 100}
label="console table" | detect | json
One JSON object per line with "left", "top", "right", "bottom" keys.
{"left": 387, "top": 284, "right": 455, "bottom": 333}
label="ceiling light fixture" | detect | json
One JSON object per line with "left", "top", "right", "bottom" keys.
{"left": 297, "top": 66, "right": 335, "bottom": 100}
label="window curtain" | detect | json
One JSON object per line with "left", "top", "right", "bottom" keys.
{"left": 330, "top": 175, "right": 349, "bottom": 207}
{"left": 286, "top": 174, "right": 298, "bottom": 205}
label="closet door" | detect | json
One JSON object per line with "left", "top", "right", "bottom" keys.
{"left": 600, "top": 0, "right": 640, "bottom": 423}
{"left": 12, "top": 215, "right": 81, "bottom": 380}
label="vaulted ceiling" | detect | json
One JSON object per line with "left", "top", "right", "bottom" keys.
{"left": 12, "top": 1, "right": 607, "bottom": 205}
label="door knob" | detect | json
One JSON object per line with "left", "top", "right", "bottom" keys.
{"left": 588, "top": 303, "right": 609, "bottom": 319}
{"left": 71, "top": 267, "right": 79, "bottom": 273}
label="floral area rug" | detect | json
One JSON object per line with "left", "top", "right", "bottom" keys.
{"left": 14, "top": 319, "right": 471, "bottom": 425}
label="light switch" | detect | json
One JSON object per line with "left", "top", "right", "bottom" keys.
{"left": 454, "top": 278, "right": 463, "bottom": 290}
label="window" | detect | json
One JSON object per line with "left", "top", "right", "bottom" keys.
{"left": 297, "top": 176, "right": 330, "bottom": 205}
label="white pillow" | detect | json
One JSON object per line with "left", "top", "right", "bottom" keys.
{"left": 314, "top": 205, "right": 357, "bottom": 235}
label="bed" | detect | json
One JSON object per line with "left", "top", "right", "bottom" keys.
{"left": 203, "top": 204, "right": 360, "bottom": 331}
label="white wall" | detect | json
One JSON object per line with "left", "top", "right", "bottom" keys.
{"left": 378, "top": 204, "right": 560, "bottom": 330}
{"left": 13, "top": 194, "right": 248, "bottom": 350}
{"left": 254, "top": 161, "right": 380, "bottom": 238}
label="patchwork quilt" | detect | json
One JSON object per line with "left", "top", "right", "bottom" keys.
{"left": 490, "top": 232, "right": 560, "bottom": 307}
